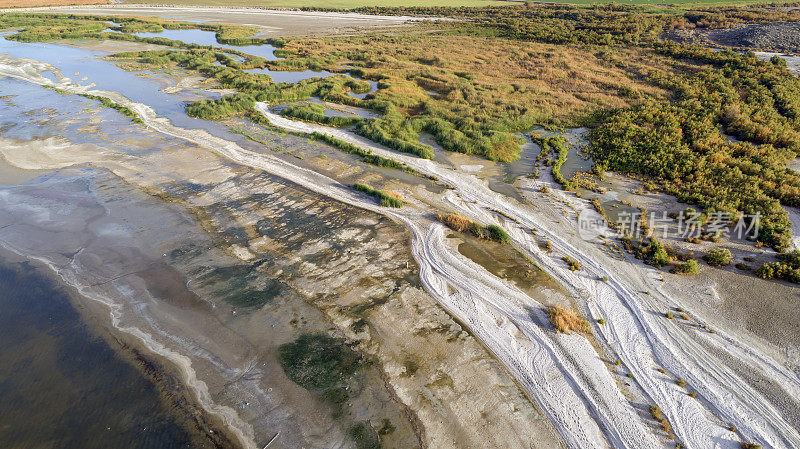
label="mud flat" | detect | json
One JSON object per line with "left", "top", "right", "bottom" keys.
{"left": 1, "top": 5, "right": 423, "bottom": 36}
{"left": 0, "top": 56, "right": 562, "bottom": 449}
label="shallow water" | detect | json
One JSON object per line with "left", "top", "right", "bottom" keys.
{"left": 0, "top": 38, "right": 225, "bottom": 133}
{"left": 0, "top": 256, "right": 212, "bottom": 449}
{"left": 504, "top": 133, "right": 540, "bottom": 181}
{"left": 349, "top": 79, "right": 379, "bottom": 99}
{"left": 506, "top": 127, "right": 592, "bottom": 182}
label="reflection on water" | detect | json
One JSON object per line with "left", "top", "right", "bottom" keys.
{"left": 0, "top": 38, "right": 219, "bottom": 130}
{"left": 131, "top": 28, "right": 382, "bottom": 92}
{"left": 134, "top": 28, "right": 278, "bottom": 60}
{"left": 0, "top": 258, "right": 211, "bottom": 449}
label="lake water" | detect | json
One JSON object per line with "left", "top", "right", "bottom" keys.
{"left": 131, "top": 28, "right": 383, "bottom": 91}
{"left": 0, "top": 256, "right": 213, "bottom": 449}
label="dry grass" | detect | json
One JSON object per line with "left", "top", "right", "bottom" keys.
{"left": 279, "top": 33, "right": 678, "bottom": 127}
{"left": 438, "top": 212, "right": 472, "bottom": 233}
{"left": 649, "top": 405, "right": 675, "bottom": 440}
{"left": 546, "top": 306, "right": 590, "bottom": 334}
{"left": 127, "top": 0, "right": 506, "bottom": 7}
{"left": 384, "top": 190, "right": 404, "bottom": 201}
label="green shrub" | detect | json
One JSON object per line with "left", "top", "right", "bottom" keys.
{"left": 486, "top": 224, "right": 510, "bottom": 243}
{"left": 704, "top": 248, "right": 732, "bottom": 267}
{"left": 562, "top": 256, "right": 582, "bottom": 271}
{"left": 644, "top": 239, "right": 671, "bottom": 267}
{"left": 671, "top": 259, "right": 699, "bottom": 275}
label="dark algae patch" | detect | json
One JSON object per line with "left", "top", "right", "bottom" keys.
{"left": 0, "top": 259, "right": 216, "bottom": 449}
{"left": 197, "top": 264, "right": 285, "bottom": 310}
{"left": 349, "top": 421, "right": 382, "bottom": 449}
{"left": 278, "top": 333, "right": 362, "bottom": 415}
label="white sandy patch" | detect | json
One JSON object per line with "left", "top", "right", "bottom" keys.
{"left": 459, "top": 164, "right": 484, "bottom": 173}
{"left": 230, "top": 244, "right": 255, "bottom": 261}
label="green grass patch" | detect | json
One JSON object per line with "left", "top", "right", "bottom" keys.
{"left": 310, "top": 132, "right": 427, "bottom": 177}
{"left": 353, "top": 182, "right": 404, "bottom": 208}
{"left": 437, "top": 212, "right": 510, "bottom": 244}
{"left": 77, "top": 93, "right": 143, "bottom": 124}
{"left": 282, "top": 102, "right": 361, "bottom": 127}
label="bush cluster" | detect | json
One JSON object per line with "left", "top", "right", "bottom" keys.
{"left": 437, "top": 213, "right": 510, "bottom": 244}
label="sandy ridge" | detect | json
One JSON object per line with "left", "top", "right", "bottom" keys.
{"left": 252, "top": 105, "right": 800, "bottom": 449}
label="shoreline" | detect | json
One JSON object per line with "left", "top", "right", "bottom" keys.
{"left": 0, "top": 244, "right": 241, "bottom": 449}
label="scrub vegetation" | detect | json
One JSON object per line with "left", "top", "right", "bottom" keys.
{"left": 756, "top": 250, "right": 800, "bottom": 282}
{"left": 4, "top": 4, "right": 800, "bottom": 250}
{"left": 546, "top": 306, "right": 590, "bottom": 334}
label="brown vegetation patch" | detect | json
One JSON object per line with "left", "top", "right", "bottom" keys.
{"left": 280, "top": 34, "right": 673, "bottom": 127}
{"left": 546, "top": 306, "right": 590, "bottom": 334}
{"left": 438, "top": 212, "right": 471, "bottom": 233}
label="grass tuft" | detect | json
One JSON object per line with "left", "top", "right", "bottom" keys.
{"left": 353, "top": 183, "right": 403, "bottom": 208}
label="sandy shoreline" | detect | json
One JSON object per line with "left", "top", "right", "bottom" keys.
{"left": 0, "top": 244, "right": 238, "bottom": 449}
{"left": 3, "top": 37, "right": 800, "bottom": 448}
